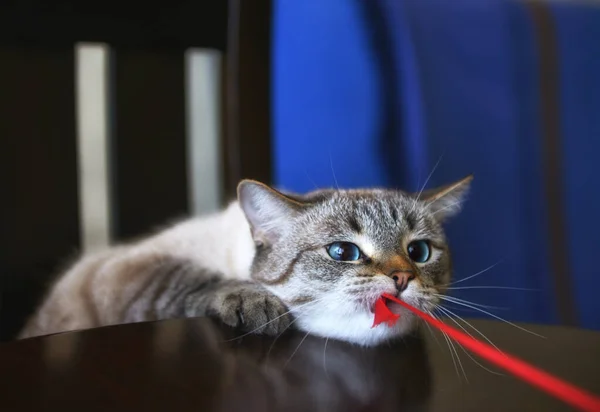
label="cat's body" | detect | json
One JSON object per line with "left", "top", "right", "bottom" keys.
{"left": 19, "top": 202, "right": 256, "bottom": 339}
{"left": 19, "top": 177, "right": 472, "bottom": 346}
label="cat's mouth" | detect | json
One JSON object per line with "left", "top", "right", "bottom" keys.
{"left": 367, "top": 290, "right": 436, "bottom": 316}
{"left": 368, "top": 290, "right": 400, "bottom": 313}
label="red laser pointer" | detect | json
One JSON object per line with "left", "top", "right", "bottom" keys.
{"left": 372, "top": 293, "right": 600, "bottom": 412}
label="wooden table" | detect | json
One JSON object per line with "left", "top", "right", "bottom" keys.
{"left": 1, "top": 317, "right": 598, "bottom": 411}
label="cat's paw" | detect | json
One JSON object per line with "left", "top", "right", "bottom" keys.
{"left": 209, "top": 283, "right": 292, "bottom": 336}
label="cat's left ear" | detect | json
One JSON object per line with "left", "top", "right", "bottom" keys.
{"left": 419, "top": 174, "right": 473, "bottom": 222}
{"left": 237, "top": 180, "right": 303, "bottom": 246}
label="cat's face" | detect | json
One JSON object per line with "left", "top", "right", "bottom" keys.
{"left": 238, "top": 176, "right": 472, "bottom": 346}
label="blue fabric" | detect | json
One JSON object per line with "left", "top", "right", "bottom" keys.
{"left": 396, "top": 0, "right": 558, "bottom": 325}
{"left": 272, "top": 0, "right": 600, "bottom": 329}
{"left": 549, "top": 2, "right": 600, "bottom": 328}
{"left": 272, "top": 0, "right": 390, "bottom": 191}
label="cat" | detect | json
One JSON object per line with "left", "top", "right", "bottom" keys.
{"left": 18, "top": 175, "right": 472, "bottom": 346}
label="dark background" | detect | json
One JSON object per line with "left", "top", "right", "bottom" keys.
{"left": 0, "top": 0, "right": 272, "bottom": 340}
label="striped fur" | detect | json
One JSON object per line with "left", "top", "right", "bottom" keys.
{"left": 19, "top": 177, "right": 471, "bottom": 346}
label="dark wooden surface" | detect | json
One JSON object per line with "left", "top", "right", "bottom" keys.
{"left": 1, "top": 318, "right": 598, "bottom": 412}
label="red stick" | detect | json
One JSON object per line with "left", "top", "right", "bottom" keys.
{"left": 379, "top": 293, "right": 600, "bottom": 412}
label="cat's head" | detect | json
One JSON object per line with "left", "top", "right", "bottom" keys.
{"left": 237, "top": 176, "right": 472, "bottom": 346}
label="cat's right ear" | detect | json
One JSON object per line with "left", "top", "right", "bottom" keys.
{"left": 419, "top": 174, "right": 473, "bottom": 222}
{"left": 237, "top": 180, "right": 302, "bottom": 246}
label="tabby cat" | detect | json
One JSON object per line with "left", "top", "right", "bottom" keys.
{"left": 19, "top": 176, "right": 472, "bottom": 346}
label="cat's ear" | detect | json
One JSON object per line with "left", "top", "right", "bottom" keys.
{"left": 419, "top": 174, "right": 473, "bottom": 222}
{"left": 237, "top": 180, "right": 302, "bottom": 246}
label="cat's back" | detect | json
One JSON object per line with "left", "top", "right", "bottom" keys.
{"left": 19, "top": 201, "right": 254, "bottom": 339}
{"left": 18, "top": 247, "right": 119, "bottom": 338}
{"left": 146, "top": 200, "right": 254, "bottom": 276}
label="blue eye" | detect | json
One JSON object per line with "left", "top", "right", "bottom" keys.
{"left": 407, "top": 240, "right": 431, "bottom": 263}
{"left": 326, "top": 242, "right": 362, "bottom": 261}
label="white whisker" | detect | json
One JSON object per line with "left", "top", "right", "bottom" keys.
{"left": 444, "top": 260, "right": 504, "bottom": 287}
{"left": 435, "top": 306, "right": 506, "bottom": 376}
{"left": 446, "top": 286, "right": 537, "bottom": 291}
{"left": 438, "top": 294, "right": 506, "bottom": 310}
{"left": 266, "top": 315, "right": 302, "bottom": 360}
{"left": 303, "top": 169, "right": 320, "bottom": 190}
{"left": 436, "top": 305, "right": 504, "bottom": 354}
{"left": 422, "top": 312, "right": 444, "bottom": 351}
{"left": 284, "top": 331, "right": 311, "bottom": 368}
{"left": 440, "top": 301, "right": 509, "bottom": 313}
{"left": 443, "top": 330, "right": 503, "bottom": 376}
{"left": 328, "top": 153, "right": 340, "bottom": 190}
{"left": 412, "top": 154, "right": 444, "bottom": 212}
{"left": 436, "top": 295, "right": 546, "bottom": 339}
{"left": 447, "top": 331, "right": 468, "bottom": 382}
{"left": 440, "top": 327, "right": 460, "bottom": 378}
{"left": 430, "top": 311, "right": 466, "bottom": 382}
{"left": 222, "top": 297, "right": 323, "bottom": 342}
{"left": 323, "top": 337, "right": 330, "bottom": 377}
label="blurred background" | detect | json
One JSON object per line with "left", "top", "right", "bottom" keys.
{"left": 1, "top": 0, "right": 599, "bottom": 341}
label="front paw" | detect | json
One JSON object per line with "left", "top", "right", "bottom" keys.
{"left": 210, "top": 283, "right": 292, "bottom": 336}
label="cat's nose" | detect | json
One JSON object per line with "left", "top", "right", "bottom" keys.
{"left": 389, "top": 270, "right": 415, "bottom": 292}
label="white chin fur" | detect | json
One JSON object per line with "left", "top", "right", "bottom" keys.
{"left": 293, "top": 307, "right": 418, "bottom": 347}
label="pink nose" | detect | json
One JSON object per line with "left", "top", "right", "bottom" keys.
{"left": 390, "top": 271, "right": 415, "bottom": 292}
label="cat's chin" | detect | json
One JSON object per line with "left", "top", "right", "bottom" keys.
{"left": 293, "top": 308, "right": 418, "bottom": 347}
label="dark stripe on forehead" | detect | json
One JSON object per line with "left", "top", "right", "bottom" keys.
{"left": 405, "top": 211, "right": 417, "bottom": 231}
{"left": 391, "top": 208, "right": 399, "bottom": 223}
{"left": 347, "top": 215, "right": 362, "bottom": 233}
